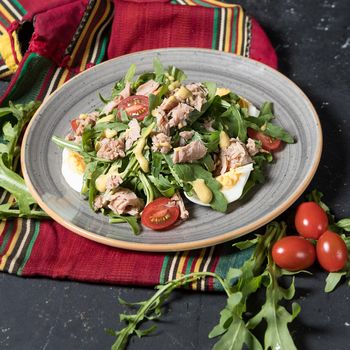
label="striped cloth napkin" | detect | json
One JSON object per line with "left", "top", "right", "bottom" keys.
{"left": 0, "top": 0, "right": 277, "bottom": 291}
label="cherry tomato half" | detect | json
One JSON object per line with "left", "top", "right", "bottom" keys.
{"left": 316, "top": 231, "right": 348, "bottom": 272}
{"left": 141, "top": 197, "right": 180, "bottom": 231}
{"left": 117, "top": 95, "right": 149, "bottom": 121}
{"left": 295, "top": 202, "right": 329, "bottom": 240}
{"left": 71, "top": 119, "right": 78, "bottom": 132}
{"left": 247, "top": 128, "right": 281, "bottom": 151}
{"left": 272, "top": 236, "right": 316, "bottom": 271}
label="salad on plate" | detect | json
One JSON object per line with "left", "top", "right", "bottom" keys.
{"left": 52, "top": 59, "right": 294, "bottom": 234}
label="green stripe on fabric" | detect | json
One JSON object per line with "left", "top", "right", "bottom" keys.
{"left": 213, "top": 245, "right": 253, "bottom": 290}
{"left": 159, "top": 255, "right": 170, "bottom": 284}
{"left": 212, "top": 8, "right": 219, "bottom": 49}
{"left": 0, "top": 220, "right": 14, "bottom": 255}
{"left": 96, "top": 35, "right": 108, "bottom": 64}
{"left": 0, "top": 15, "right": 10, "bottom": 27}
{"left": 185, "top": 256, "right": 195, "bottom": 275}
{"left": 192, "top": 0, "right": 216, "bottom": 8}
{"left": 10, "top": 0, "right": 26, "bottom": 15}
{"left": 230, "top": 7, "right": 238, "bottom": 53}
{"left": 3, "top": 53, "right": 53, "bottom": 104}
{"left": 17, "top": 220, "right": 40, "bottom": 275}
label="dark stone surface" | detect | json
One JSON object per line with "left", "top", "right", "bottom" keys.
{"left": 1, "top": 1, "right": 350, "bottom": 349}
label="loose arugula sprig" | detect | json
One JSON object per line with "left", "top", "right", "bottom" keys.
{"left": 306, "top": 189, "right": 350, "bottom": 292}
{"left": 0, "top": 102, "right": 49, "bottom": 218}
{"left": 109, "top": 221, "right": 300, "bottom": 350}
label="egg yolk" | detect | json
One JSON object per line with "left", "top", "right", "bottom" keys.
{"left": 67, "top": 151, "right": 86, "bottom": 174}
{"left": 216, "top": 169, "right": 240, "bottom": 189}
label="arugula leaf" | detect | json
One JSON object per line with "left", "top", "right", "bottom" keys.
{"left": 324, "top": 271, "right": 347, "bottom": 293}
{"left": 220, "top": 105, "right": 247, "bottom": 142}
{"left": 336, "top": 218, "right": 350, "bottom": 232}
{"left": 0, "top": 154, "right": 36, "bottom": 215}
{"left": 109, "top": 214, "right": 140, "bottom": 235}
{"left": 124, "top": 64, "right": 136, "bottom": 82}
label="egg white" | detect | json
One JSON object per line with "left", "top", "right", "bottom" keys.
{"left": 185, "top": 163, "right": 254, "bottom": 206}
{"left": 61, "top": 148, "right": 84, "bottom": 192}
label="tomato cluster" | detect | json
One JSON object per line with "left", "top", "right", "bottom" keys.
{"left": 272, "top": 202, "right": 348, "bottom": 272}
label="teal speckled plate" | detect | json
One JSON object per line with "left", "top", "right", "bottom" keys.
{"left": 21, "top": 48, "right": 322, "bottom": 252}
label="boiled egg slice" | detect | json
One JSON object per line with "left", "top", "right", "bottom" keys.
{"left": 184, "top": 163, "right": 254, "bottom": 206}
{"left": 61, "top": 148, "right": 85, "bottom": 192}
{"left": 217, "top": 163, "right": 254, "bottom": 203}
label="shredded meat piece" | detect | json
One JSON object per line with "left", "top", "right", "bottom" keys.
{"left": 124, "top": 119, "right": 141, "bottom": 150}
{"left": 219, "top": 138, "right": 252, "bottom": 174}
{"left": 119, "top": 81, "right": 131, "bottom": 99}
{"left": 159, "top": 96, "right": 179, "bottom": 112}
{"left": 136, "top": 79, "right": 160, "bottom": 96}
{"left": 246, "top": 138, "right": 262, "bottom": 156}
{"left": 203, "top": 118, "right": 215, "bottom": 132}
{"left": 172, "top": 140, "right": 207, "bottom": 164}
{"left": 151, "top": 133, "right": 172, "bottom": 154}
{"left": 169, "top": 192, "right": 189, "bottom": 220}
{"left": 179, "top": 130, "right": 194, "bottom": 146}
{"left": 96, "top": 138, "right": 125, "bottom": 160}
{"left": 154, "top": 108, "right": 170, "bottom": 135}
{"left": 168, "top": 103, "right": 194, "bottom": 129}
{"left": 74, "top": 113, "right": 97, "bottom": 136}
{"left": 93, "top": 195, "right": 107, "bottom": 210}
{"left": 101, "top": 98, "right": 120, "bottom": 115}
{"left": 107, "top": 188, "right": 144, "bottom": 216}
{"left": 185, "top": 83, "right": 208, "bottom": 111}
{"left": 106, "top": 174, "right": 123, "bottom": 191}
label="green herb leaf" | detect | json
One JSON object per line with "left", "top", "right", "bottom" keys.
{"left": 325, "top": 271, "right": 346, "bottom": 293}
{"left": 109, "top": 214, "right": 140, "bottom": 235}
{"left": 0, "top": 154, "right": 36, "bottom": 215}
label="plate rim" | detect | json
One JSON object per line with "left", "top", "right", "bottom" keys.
{"left": 21, "top": 47, "right": 323, "bottom": 252}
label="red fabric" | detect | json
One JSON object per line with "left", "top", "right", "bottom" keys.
{"left": 24, "top": 0, "right": 85, "bottom": 66}
{"left": 24, "top": 221, "right": 165, "bottom": 285}
{"left": 108, "top": 0, "right": 214, "bottom": 57}
{"left": 249, "top": 18, "right": 277, "bottom": 69}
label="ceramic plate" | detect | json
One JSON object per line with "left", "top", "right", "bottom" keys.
{"left": 21, "top": 48, "right": 322, "bottom": 252}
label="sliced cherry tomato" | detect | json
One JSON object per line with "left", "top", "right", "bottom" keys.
{"left": 295, "top": 202, "right": 329, "bottom": 240}
{"left": 141, "top": 197, "right": 180, "bottom": 231}
{"left": 316, "top": 231, "right": 348, "bottom": 272}
{"left": 247, "top": 128, "right": 281, "bottom": 151}
{"left": 272, "top": 236, "right": 316, "bottom": 271}
{"left": 117, "top": 95, "right": 149, "bottom": 121}
{"left": 71, "top": 119, "right": 78, "bottom": 132}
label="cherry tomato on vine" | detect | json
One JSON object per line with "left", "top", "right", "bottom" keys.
{"left": 272, "top": 236, "right": 316, "bottom": 271}
{"left": 141, "top": 197, "right": 180, "bottom": 231}
{"left": 316, "top": 231, "right": 348, "bottom": 272}
{"left": 295, "top": 202, "right": 329, "bottom": 240}
{"left": 247, "top": 128, "right": 282, "bottom": 151}
{"left": 117, "top": 95, "right": 149, "bottom": 121}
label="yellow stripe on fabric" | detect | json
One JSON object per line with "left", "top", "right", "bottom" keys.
{"left": 0, "top": 70, "right": 13, "bottom": 78}
{"left": 224, "top": 8, "right": 232, "bottom": 52}
{"left": 202, "top": 0, "right": 240, "bottom": 8}
{"left": 236, "top": 6, "right": 244, "bottom": 55}
{"left": 0, "top": 32, "right": 18, "bottom": 73}
{"left": 184, "top": 0, "right": 196, "bottom": 5}
{"left": 0, "top": 4, "right": 15, "bottom": 22}
{"left": 69, "top": 0, "right": 101, "bottom": 68}
{"left": 80, "top": 0, "right": 111, "bottom": 70}
{"left": 175, "top": 251, "right": 189, "bottom": 279}
{"left": 0, "top": 218, "right": 22, "bottom": 269}
{"left": 0, "top": 220, "right": 7, "bottom": 237}
{"left": 191, "top": 248, "right": 207, "bottom": 290}
{"left": 57, "top": 68, "right": 70, "bottom": 88}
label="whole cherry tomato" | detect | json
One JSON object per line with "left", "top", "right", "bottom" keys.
{"left": 295, "top": 202, "right": 328, "bottom": 239}
{"left": 316, "top": 231, "right": 348, "bottom": 272}
{"left": 272, "top": 236, "right": 316, "bottom": 271}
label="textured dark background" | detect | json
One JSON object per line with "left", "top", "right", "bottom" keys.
{"left": 1, "top": 1, "right": 350, "bottom": 349}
